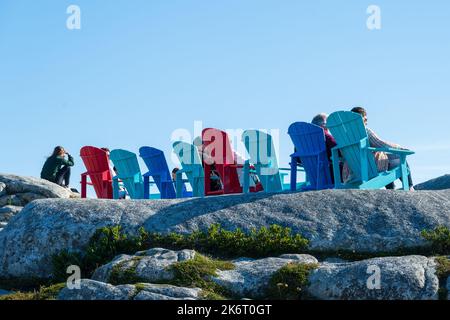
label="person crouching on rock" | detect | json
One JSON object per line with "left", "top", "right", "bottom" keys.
{"left": 40, "top": 146, "right": 74, "bottom": 188}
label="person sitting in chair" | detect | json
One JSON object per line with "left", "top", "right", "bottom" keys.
{"left": 311, "top": 113, "right": 337, "bottom": 162}
{"left": 40, "top": 146, "right": 74, "bottom": 188}
{"left": 172, "top": 167, "right": 188, "bottom": 194}
{"left": 351, "top": 106, "right": 414, "bottom": 191}
{"left": 193, "top": 136, "right": 224, "bottom": 192}
{"left": 294, "top": 113, "right": 339, "bottom": 182}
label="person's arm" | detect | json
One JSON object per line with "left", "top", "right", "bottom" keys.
{"left": 367, "top": 128, "right": 402, "bottom": 149}
{"left": 57, "top": 154, "right": 75, "bottom": 167}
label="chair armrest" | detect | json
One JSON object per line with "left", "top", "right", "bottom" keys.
{"left": 84, "top": 170, "right": 110, "bottom": 178}
{"left": 143, "top": 171, "right": 170, "bottom": 183}
{"left": 280, "top": 167, "right": 305, "bottom": 173}
{"left": 368, "top": 147, "right": 415, "bottom": 156}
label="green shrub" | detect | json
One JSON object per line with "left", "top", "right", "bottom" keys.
{"left": 52, "top": 226, "right": 149, "bottom": 281}
{"left": 434, "top": 256, "right": 450, "bottom": 300}
{"left": 421, "top": 226, "right": 450, "bottom": 254}
{"left": 148, "top": 224, "right": 310, "bottom": 258}
{"left": 267, "top": 263, "right": 319, "bottom": 300}
{"left": 51, "top": 250, "right": 84, "bottom": 282}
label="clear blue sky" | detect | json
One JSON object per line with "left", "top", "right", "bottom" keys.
{"left": 1, "top": 0, "right": 449, "bottom": 194}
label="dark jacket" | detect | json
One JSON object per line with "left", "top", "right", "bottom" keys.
{"left": 40, "top": 154, "right": 74, "bottom": 182}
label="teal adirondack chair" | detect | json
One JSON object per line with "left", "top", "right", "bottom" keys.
{"left": 172, "top": 141, "right": 205, "bottom": 198}
{"left": 110, "top": 149, "right": 145, "bottom": 199}
{"left": 241, "top": 130, "right": 295, "bottom": 193}
{"left": 327, "top": 111, "right": 414, "bottom": 190}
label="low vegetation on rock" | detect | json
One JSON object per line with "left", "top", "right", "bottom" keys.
{"left": 421, "top": 226, "right": 450, "bottom": 255}
{"left": 170, "top": 254, "right": 235, "bottom": 300}
{"left": 267, "top": 262, "right": 319, "bottom": 300}
{"left": 4, "top": 224, "right": 450, "bottom": 300}
{"left": 434, "top": 256, "right": 450, "bottom": 300}
{"left": 0, "top": 283, "right": 65, "bottom": 301}
{"left": 52, "top": 224, "right": 309, "bottom": 281}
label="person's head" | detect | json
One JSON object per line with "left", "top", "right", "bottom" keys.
{"left": 172, "top": 167, "right": 180, "bottom": 180}
{"left": 311, "top": 113, "right": 329, "bottom": 130}
{"left": 52, "top": 146, "right": 65, "bottom": 157}
{"left": 101, "top": 147, "right": 111, "bottom": 155}
{"left": 351, "top": 107, "right": 368, "bottom": 125}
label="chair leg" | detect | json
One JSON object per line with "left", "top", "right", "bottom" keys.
{"left": 196, "top": 177, "right": 205, "bottom": 198}
{"left": 243, "top": 161, "right": 250, "bottom": 194}
{"left": 204, "top": 165, "right": 211, "bottom": 195}
{"left": 331, "top": 148, "right": 342, "bottom": 189}
{"left": 81, "top": 174, "right": 87, "bottom": 198}
{"left": 112, "top": 178, "right": 119, "bottom": 200}
{"left": 176, "top": 172, "right": 183, "bottom": 198}
{"left": 144, "top": 176, "right": 150, "bottom": 199}
{"left": 290, "top": 158, "right": 297, "bottom": 191}
{"left": 400, "top": 156, "right": 409, "bottom": 191}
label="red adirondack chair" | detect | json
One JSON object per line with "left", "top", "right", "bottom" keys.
{"left": 200, "top": 128, "right": 263, "bottom": 195}
{"left": 80, "top": 146, "right": 113, "bottom": 199}
{"left": 201, "top": 128, "right": 242, "bottom": 195}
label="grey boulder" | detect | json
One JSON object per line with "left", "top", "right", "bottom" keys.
{"left": 0, "top": 173, "right": 78, "bottom": 199}
{"left": 0, "top": 182, "right": 6, "bottom": 197}
{"left": 58, "top": 280, "right": 136, "bottom": 300}
{"left": 0, "top": 221, "right": 8, "bottom": 233}
{"left": 58, "top": 279, "right": 202, "bottom": 300}
{"left": 0, "top": 206, "right": 23, "bottom": 223}
{"left": 133, "top": 284, "right": 202, "bottom": 300}
{"left": 212, "top": 254, "right": 318, "bottom": 299}
{"left": 92, "top": 248, "right": 196, "bottom": 283}
{"left": 307, "top": 255, "right": 439, "bottom": 300}
{"left": 415, "top": 175, "right": 450, "bottom": 191}
{"left": 0, "top": 195, "right": 23, "bottom": 207}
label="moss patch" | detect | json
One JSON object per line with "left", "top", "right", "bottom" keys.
{"left": 267, "top": 263, "right": 319, "bottom": 300}
{"left": 0, "top": 277, "right": 54, "bottom": 292}
{"left": 129, "top": 283, "right": 147, "bottom": 300}
{"left": 108, "top": 257, "right": 145, "bottom": 286}
{"left": 0, "top": 283, "right": 65, "bottom": 301}
{"left": 169, "top": 254, "right": 234, "bottom": 300}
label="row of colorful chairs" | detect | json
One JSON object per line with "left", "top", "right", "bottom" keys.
{"left": 80, "top": 111, "right": 414, "bottom": 199}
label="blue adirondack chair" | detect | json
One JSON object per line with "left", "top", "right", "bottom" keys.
{"left": 241, "top": 130, "right": 296, "bottom": 193}
{"left": 327, "top": 111, "right": 414, "bottom": 190}
{"left": 288, "top": 122, "right": 334, "bottom": 191}
{"left": 110, "top": 149, "right": 145, "bottom": 199}
{"left": 139, "top": 147, "right": 177, "bottom": 199}
{"left": 172, "top": 141, "right": 205, "bottom": 198}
